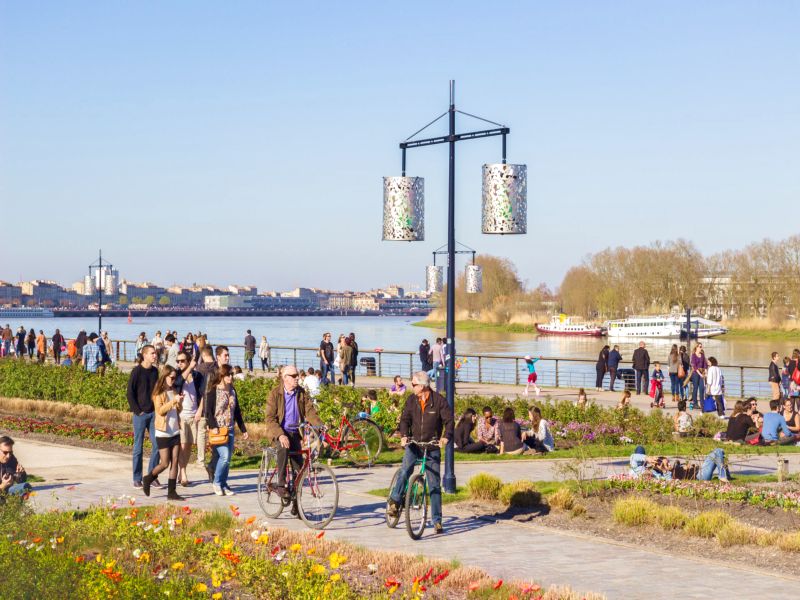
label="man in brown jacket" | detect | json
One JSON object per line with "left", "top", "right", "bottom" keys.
{"left": 265, "top": 364, "right": 322, "bottom": 497}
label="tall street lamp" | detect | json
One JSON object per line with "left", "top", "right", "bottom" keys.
{"left": 383, "top": 81, "right": 527, "bottom": 493}
{"left": 88, "top": 250, "right": 112, "bottom": 334}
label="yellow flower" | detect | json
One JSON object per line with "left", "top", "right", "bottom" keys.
{"left": 213, "top": 535, "right": 220, "bottom": 545}
{"left": 56, "top": 537, "right": 64, "bottom": 544}
{"left": 137, "top": 551, "right": 151, "bottom": 563}
{"left": 212, "top": 594, "right": 222, "bottom": 600}
{"left": 194, "top": 583, "right": 208, "bottom": 592}
{"left": 329, "top": 552, "right": 347, "bottom": 569}
{"left": 289, "top": 543, "right": 302, "bottom": 553}
{"left": 323, "top": 583, "right": 332, "bottom": 594}
{"left": 171, "top": 562, "right": 184, "bottom": 571}
{"left": 174, "top": 517, "right": 183, "bottom": 525}
{"left": 311, "top": 564, "right": 326, "bottom": 575}
{"left": 330, "top": 573, "right": 341, "bottom": 582}
{"left": 306, "top": 547, "right": 316, "bottom": 556}
{"left": 223, "top": 541, "right": 234, "bottom": 551}
{"left": 212, "top": 575, "right": 221, "bottom": 587}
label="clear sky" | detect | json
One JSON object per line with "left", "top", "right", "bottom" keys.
{"left": 2, "top": 2, "right": 798, "bottom": 292}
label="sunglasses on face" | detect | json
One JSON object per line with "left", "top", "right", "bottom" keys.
{"left": 284, "top": 373, "right": 299, "bottom": 378}
{"left": 0, "top": 449, "right": 12, "bottom": 456}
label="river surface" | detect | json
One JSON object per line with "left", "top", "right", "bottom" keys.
{"left": 5, "top": 315, "right": 792, "bottom": 367}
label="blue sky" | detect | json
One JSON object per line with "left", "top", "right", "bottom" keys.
{"left": 2, "top": 2, "right": 798, "bottom": 292}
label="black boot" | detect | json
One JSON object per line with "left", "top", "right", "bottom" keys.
{"left": 167, "top": 478, "right": 184, "bottom": 501}
{"left": 142, "top": 473, "right": 154, "bottom": 497}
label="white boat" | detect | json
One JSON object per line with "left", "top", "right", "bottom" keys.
{"left": 606, "top": 315, "right": 727, "bottom": 339}
{"left": 0, "top": 306, "right": 54, "bottom": 319}
{"left": 536, "top": 314, "right": 606, "bottom": 337}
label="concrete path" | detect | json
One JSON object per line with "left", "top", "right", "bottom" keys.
{"left": 14, "top": 439, "right": 800, "bottom": 599}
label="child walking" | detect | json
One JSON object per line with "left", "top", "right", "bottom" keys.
{"left": 524, "top": 355, "right": 542, "bottom": 397}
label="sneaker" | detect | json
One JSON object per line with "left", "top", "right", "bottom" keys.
{"left": 133, "top": 481, "right": 143, "bottom": 489}
{"left": 290, "top": 503, "right": 298, "bottom": 516}
{"left": 212, "top": 485, "right": 224, "bottom": 496}
{"left": 205, "top": 465, "right": 214, "bottom": 483}
{"left": 386, "top": 500, "right": 399, "bottom": 518}
{"left": 222, "top": 487, "right": 235, "bottom": 496}
{"left": 434, "top": 522, "right": 444, "bottom": 534}
{"left": 151, "top": 478, "right": 163, "bottom": 489}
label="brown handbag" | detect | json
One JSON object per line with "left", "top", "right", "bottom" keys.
{"left": 208, "top": 426, "right": 229, "bottom": 446}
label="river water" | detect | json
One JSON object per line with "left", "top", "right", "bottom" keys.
{"left": 7, "top": 314, "right": 791, "bottom": 367}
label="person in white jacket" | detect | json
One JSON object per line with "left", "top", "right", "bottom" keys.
{"left": 705, "top": 357, "right": 725, "bottom": 417}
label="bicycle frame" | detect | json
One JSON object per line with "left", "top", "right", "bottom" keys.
{"left": 267, "top": 425, "right": 318, "bottom": 498}
{"left": 321, "top": 412, "right": 367, "bottom": 453}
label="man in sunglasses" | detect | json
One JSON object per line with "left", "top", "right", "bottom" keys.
{"left": 264, "top": 364, "right": 322, "bottom": 498}
{"left": 0, "top": 436, "right": 32, "bottom": 497}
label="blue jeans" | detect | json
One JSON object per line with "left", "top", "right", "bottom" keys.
{"left": 6, "top": 482, "right": 32, "bottom": 496}
{"left": 209, "top": 432, "right": 234, "bottom": 488}
{"left": 320, "top": 361, "right": 334, "bottom": 385}
{"left": 390, "top": 444, "right": 443, "bottom": 526}
{"left": 132, "top": 412, "right": 160, "bottom": 483}
{"left": 698, "top": 448, "right": 728, "bottom": 481}
{"left": 669, "top": 373, "right": 679, "bottom": 395}
{"left": 691, "top": 372, "right": 705, "bottom": 405}
{"left": 245, "top": 352, "right": 254, "bottom": 372}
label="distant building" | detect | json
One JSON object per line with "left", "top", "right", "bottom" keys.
{"left": 205, "top": 295, "right": 314, "bottom": 310}
{"left": 0, "top": 282, "right": 22, "bottom": 306}
{"left": 229, "top": 285, "right": 258, "bottom": 295}
{"left": 20, "top": 280, "right": 81, "bottom": 307}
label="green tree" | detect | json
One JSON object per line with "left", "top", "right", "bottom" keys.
{"left": 144, "top": 295, "right": 155, "bottom": 306}
{"left": 158, "top": 295, "right": 171, "bottom": 306}
{"left": 118, "top": 295, "right": 128, "bottom": 305}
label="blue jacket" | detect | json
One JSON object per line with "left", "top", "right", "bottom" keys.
{"left": 608, "top": 349, "right": 622, "bottom": 369}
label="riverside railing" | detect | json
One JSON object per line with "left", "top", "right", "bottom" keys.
{"left": 97, "top": 339, "right": 776, "bottom": 400}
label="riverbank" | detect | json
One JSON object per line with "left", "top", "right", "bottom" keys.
{"left": 412, "top": 319, "right": 537, "bottom": 334}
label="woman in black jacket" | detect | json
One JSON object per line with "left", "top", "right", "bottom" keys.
{"left": 454, "top": 408, "right": 485, "bottom": 453}
{"left": 595, "top": 345, "right": 610, "bottom": 391}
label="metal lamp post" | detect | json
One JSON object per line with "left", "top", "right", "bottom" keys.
{"left": 88, "top": 250, "right": 112, "bottom": 334}
{"left": 383, "top": 81, "right": 526, "bottom": 493}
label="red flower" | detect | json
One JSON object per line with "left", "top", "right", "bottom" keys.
{"left": 493, "top": 580, "right": 504, "bottom": 590}
{"left": 316, "top": 531, "right": 325, "bottom": 539}
{"left": 384, "top": 578, "right": 401, "bottom": 589}
{"left": 468, "top": 582, "right": 480, "bottom": 591}
{"left": 433, "top": 570, "right": 449, "bottom": 584}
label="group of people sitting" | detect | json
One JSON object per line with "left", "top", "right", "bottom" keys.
{"left": 630, "top": 445, "right": 729, "bottom": 482}
{"left": 724, "top": 397, "right": 799, "bottom": 445}
{"left": 454, "top": 406, "right": 554, "bottom": 455}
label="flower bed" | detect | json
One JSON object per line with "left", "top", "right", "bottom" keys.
{"left": 0, "top": 414, "right": 135, "bottom": 445}
{"left": 0, "top": 499, "right": 598, "bottom": 599}
{"left": 608, "top": 474, "right": 800, "bottom": 512}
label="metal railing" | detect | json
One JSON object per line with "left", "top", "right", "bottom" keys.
{"left": 98, "top": 339, "right": 775, "bottom": 399}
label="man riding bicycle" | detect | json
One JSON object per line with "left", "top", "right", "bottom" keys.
{"left": 265, "top": 364, "right": 323, "bottom": 499}
{"left": 387, "top": 371, "right": 454, "bottom": 534}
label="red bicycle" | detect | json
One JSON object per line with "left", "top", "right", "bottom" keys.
{"left": 316, "top": 410, "right": 383, "bottom": 467}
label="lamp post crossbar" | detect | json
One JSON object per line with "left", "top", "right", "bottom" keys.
{"left": 396, "top": 81, "right": 512, "bottom": 494}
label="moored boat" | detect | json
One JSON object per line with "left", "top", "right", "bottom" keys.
{"left": 536, "top": 315, "right": 606, "bottom": 336}
{"left": 606, "top": 315, "right": 728, "bottom": 339}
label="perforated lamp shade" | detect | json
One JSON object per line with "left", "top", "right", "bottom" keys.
{"left": 481, "top": 163, "right": 527, "bottom": 234}
{"left": 426, "top": 265, "right": 443, "bottom": 293}
{"left": 382, "top": 176, "right": 425, "bottom": 241}
{"left": 465, "top": 264, "right": 483, "bottom": 294}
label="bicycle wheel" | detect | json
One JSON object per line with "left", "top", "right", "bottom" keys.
{"left": 385, "top": 468, "right": 402, "bottom": 528}
{"left": 404, "top": 472, "right": 428, "bottom": 540}
{"left": 297, "top": 462, "right": 339, "bottom": 529}
{"left": 342, "top": 418, "right": 383, "bottom": 467}
{"left": 257, "top": 449, "right": 284, "bottom": 518}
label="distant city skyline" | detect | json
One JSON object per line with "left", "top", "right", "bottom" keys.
{"left": 2, "top": 2, "right": 798, "bottom": 291}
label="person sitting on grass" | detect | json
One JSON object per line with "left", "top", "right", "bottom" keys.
{"left": 0, "top": 436, "right": 31, "bottom": 498}
{"left": 389, "top": 375, "right": 407, "bottom": 395}
{"left": 498, "top": 407, "right": 525, "bottom": 455}
{"left": 454, "top": 408, "right": 487, "bottom": 453}
{"left": 780, "top": 397, "right": 800, "bottom": 434}
{"left": 523, "top": 406, "right": 554, "bottom": 453}
{"left": 673, "top": 400, "right": 694, "bottom": 436}
{"left": 617, "top": 390, "right": 632, "bottom": 411}
{"left": 725, "top": 400, "right": 756, "bottom": 443}
{"left": 476, "top": 406, "right": 500, "bottom": 453}
{"left": 629, "top": 445, "right": 672, "bottom": 480}
{"left": 362, "top": 389, "right": 379, "bottom": 416}
{"left": 762, "top": 399, "right": 797, "bottom": 445}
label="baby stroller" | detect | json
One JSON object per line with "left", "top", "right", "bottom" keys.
{"left": 649, "top": 378, "right": 665, "bottom": 408}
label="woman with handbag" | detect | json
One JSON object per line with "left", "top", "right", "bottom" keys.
{"left": 668, "top": 344, "right": 680, "bottom": 402}
{"left": 205, "top": 364, "right": 248, "bottom": 496}
{"left": 142, "top": 365, "right": 184, "bottom": 500}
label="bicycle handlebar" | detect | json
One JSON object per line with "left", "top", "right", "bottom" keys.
{"left": 406, "top": 439, "right": 441, "bottom": 448}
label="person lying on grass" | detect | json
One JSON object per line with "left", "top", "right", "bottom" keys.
{"left": 629, "top": 445, "right": 729, "bottom": 482}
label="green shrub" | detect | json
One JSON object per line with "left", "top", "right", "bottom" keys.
{"left": 548, "top": 487, "right": 576, "bottom": 511}
{"left": 655, "top": 505, "right": 687, "bottom": 530}
{"left": 612, "top": 496, "right": 658, "bottom": 526}
{"left": 466, "top": 472, "right": 504, "bottom": 501}
{"left": 498, "top": 480, "right": 541, "bottom": 507}
{"left": 684, "top": 510, "right": 732, "bottom": 538}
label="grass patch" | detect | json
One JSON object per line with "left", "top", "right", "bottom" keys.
{"left": 547, "top": 488, "right": 577, "bottom": 511}
{"left": 612, "top": 496, "right": 658, "bottom": 526}
{"left": 655, "top": 505, "right": 687, "bottom": 530}
{"left": 684, "top": 510, "right": 733, "bottom": 538}
{"left": 411, "top": 319, "right": 537, "bottom": 334}
{"left": 716, "top": 521, "right": 759, "bottom": 547}
{"left": 193, "top": 508, "right": 235, "bottom": 534}
{"left": 776, "top": 532, "right": 800, "bottom": 552}
{"left": 466, "top": 472, "right": 504, "bottom": 501}
{"left": 498, "top": 480, "right": 541, "bottom": 508}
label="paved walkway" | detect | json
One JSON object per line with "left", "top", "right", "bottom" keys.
{"left": 14, "top": 439, "right": 800, "bottom": 599}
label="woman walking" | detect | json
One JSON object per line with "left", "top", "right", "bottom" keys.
{"left": 678, "top": 345, "right": 690, "bottom": 401}
{"left": 690, "top": 344, "right": 708, "bottom": 410}
{"left": 595, "top": 345, "right": 610, "bottom": 391}
{"left": 205, "top": 364, "right": 248, "bottom": 496}
{"left": 340, "top": 337, "right": 354, "bottom": 386}
{"left": 25, "top": 328, "right": 35, "bottom": 359}
{"left": 142, "top": 366, "right": 184, "bottom": 500}
{"left": 668, "top": 344, "right": 680, "bottom": 402}
{"left": 35, "top": 330, "right": 47, "bottom": 363}
{"left": 258, "top": 336, "right": 271, "bottom": 371}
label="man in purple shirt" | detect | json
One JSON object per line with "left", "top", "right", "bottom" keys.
{"left": 264, "top": 364, "right": 322, "bottom": 498}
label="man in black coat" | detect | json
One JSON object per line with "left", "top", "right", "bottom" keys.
{"left": 387, "top": 371, "right": 454, "bottom": 534}
{"left": 632, "top": 341, "right": 651, "bottom": 395}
